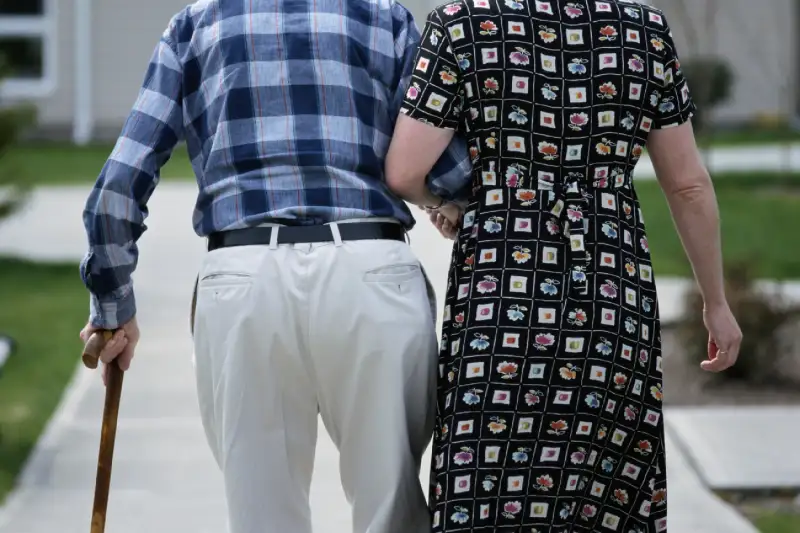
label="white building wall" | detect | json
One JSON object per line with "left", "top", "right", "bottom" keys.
{"left": 652, "top": 0, "right": 797, "bottom": 122}
{"left": 26, "top": 0, "right": 794, "bottom": 138}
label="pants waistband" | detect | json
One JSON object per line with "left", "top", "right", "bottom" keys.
{"left": 257, "top": 217, "right": 400, "bottom": 228}
{"left": 207, "top": 221, "right": 406, "bottom": 251}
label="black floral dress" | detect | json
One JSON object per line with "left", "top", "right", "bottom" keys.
{"left": 400, "top": 1, "right": 695, "bottom": 531}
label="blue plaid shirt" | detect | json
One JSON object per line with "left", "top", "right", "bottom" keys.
{"left": 80, "top": 0, "right": 471, "bottom": 329}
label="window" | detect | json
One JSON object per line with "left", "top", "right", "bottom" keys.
{"left": 0, "top": 0, "right": 55, "bottom": 98}
{"left": 0, "top": 1, "right": 44, "bottom": 16}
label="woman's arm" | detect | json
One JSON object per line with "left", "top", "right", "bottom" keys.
{"left": 385, "top": 114, "right": 455, "bottom": 208}
{"left": 647, "top": 122, "right": 724, "bottom": 307}
{"left": 643, "top": 9, "right": 740, "bottom": 372}
{"left": 385, "top": 7, "right": 467, "bottom": 216}
{"left": 648, "top": 121, "right": 742, "bottom": 372}
{"left": 385, "top": 116, "right": 464, "bottom": 235}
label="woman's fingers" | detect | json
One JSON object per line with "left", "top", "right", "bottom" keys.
{"left": 440, "top": 217, "right": 457, "bottom": 239}
{"left": 700, "top": 337, "right": 740, "bottom": 373}
{"left": 706, "top": 337, "right": 717, "bottom": 361}
{"left": 701, "top": 306, "right": 743, "bottom": 373}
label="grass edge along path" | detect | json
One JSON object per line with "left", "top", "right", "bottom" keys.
{"left": 753, "top": 509, "right": 800, "bottom": 533}
{"left": 0, "top": 257, "right": 89, "bottom": 504}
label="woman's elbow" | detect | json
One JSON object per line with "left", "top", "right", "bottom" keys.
{"left": 663, "top": 169, "right": 713, "bottom": 203}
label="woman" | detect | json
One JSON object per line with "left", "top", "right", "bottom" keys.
{"left": 385, "top": 1, "right": 742, "bottom": 531}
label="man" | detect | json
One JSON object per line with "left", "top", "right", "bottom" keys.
{"left": 78, "top": 1, "right": 470, "bottom": 532}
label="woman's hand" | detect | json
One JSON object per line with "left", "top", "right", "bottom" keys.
{"left": 700, "top": 302, "right": 742, "bottom": 373}
{"left": 424, "top": 203, "right": 462, "bottom": 240}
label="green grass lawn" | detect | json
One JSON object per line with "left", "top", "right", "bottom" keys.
{"left": 4, "top": 144, "right": 800, "bottom": 279}
{"left": 753, "top": 510, "right": 800, "bottom": 533}
{"left": 4, "top": 142, "right": 194, "bottom": 185}
{"left": 697, "top": 127, "right": 800, "bottom": 147}
{"left": 8, "top": 126, "right": 800, "bottom": 187}
{"left": 637, "top": 171, "right": 800, "bottom": 280}
{"left": 0, "top": 258, "right": 89, "bottom": 503}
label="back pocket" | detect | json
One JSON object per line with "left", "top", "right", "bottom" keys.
{"left": 198, "top": 272, "right": 253, "bottom": 289}
{"left": 363, "top": 263, "right": 421, "bottom": 283}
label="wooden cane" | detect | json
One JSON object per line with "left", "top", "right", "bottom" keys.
{"left": 82, "top": 330, "right": 124, "bottom": 533}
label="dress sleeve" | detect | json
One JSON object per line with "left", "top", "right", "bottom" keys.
{"left": 400, "top": 10, "right": 463, "bottom": 131}
{"left": 647, "top": 9, "right": 697, "bottom": 129}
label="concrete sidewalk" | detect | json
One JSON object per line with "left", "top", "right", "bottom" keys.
{"left": 663, "top": 429, "right": 761, "bottom": 533}
{"left": 0, "top": 184, "right": 760, "bottom": 532}
{"left": 669, "top": 407, "right": 800, "bottom": 491}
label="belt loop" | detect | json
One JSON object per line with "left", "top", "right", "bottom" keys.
{"left": 269, "top": 227, "right": 279, "bottom": 250}
{"left": 329, "top": 222, "right": 343, "bottom": 247}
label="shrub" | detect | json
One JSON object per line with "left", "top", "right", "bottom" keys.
{"left": 0, "top": 56, "right": 36, "bottom": 223}
{"left": 679, "top": 57, "right": 735, "bottom": 133}
{"left": 675, "top": 261, "right": 800, "bottom": 386}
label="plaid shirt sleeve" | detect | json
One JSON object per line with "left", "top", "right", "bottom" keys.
{"left": 391, "top": 7, "right": 472, "bottom": 204}
{"left": 79, "top": 29, "right": 184, "bottom": 329}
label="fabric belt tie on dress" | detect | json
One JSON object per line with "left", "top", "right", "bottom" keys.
{"left": 549, "top": 180, "right": 591, "bottom": 296}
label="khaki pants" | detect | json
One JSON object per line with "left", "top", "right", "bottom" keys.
{"left": 191, "top": 223, "right": 438, "bottom": 533}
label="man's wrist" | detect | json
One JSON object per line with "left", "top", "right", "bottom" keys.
{"left": 89, "top": 289, "right": 137, "bottom": 330}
